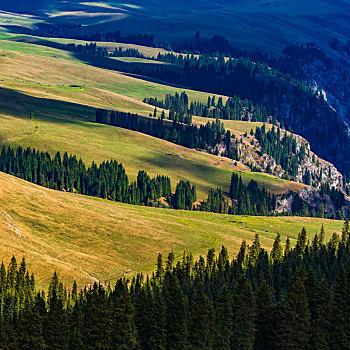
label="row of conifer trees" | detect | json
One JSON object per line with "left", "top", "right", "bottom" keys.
{"left": 2, "top": 143, "right": 348, "bottom": 218}
{"left": 144, "top": 91, "right": 272, "bottom": 122}
{"left": 0, "top": 146, "right": 193, "bottom": 209}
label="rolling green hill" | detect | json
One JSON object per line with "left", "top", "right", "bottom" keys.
{"left": 0, "top": 171, "right": 343, "bottom": 289}
{"left": 0, "top": 33, "right": 342, "bottom": 290}
{"left": 0, "top": 102, "right": 302, "bottom": 199}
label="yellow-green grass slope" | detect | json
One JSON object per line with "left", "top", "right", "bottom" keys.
{"left": 0, "top": 103, "right": 302, "bottom": 199}
{"left": 0, "top": 171, "right": 344, "bottom": 289}
{"left": 0, "top": 36, "right": 224, "bottom": 116}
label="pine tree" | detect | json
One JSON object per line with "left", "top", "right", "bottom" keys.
{"left": 148, "top": 286, "right": 166, "bottom": 350}
{"left": 68, "top": 298, "right": 84, "bottom": 350}
{"left": 249, "top": 234, "right": 261, "bottom": 265}
{"left": 45, "top": 289, "right": 69, "bottom": 350}
{"left": 164, "top": 274, "right": 188, "bottom": 350}
{"left": 231, "top": 275, "right": 256, "bottom": 350}
{"left": 214, "top": 285, "right": 232, "bottom": 350}
{"left": 296, "top": 227, "right": 308, "bottom": 253}
{"left": 342, "top": 219, "right": 350, "bottom": 243}
{"left": 189, "top": 280, "right": 215, "bottom": 349}
{"left": 17, "top": 302, "right": 46, "bottom": 349}
{"left": 329, "top": 266, "right": 349, "bottom": 349}
{"left": 82, "top": 284, "right": 112, "bottom": 350}
{"left": 156, "top": 253, "right": 164, "bottom": 279}
{"left": 310, "top": 279, "right": 331, "bottom": 350}
{"left": 319, "top": 224, "right": 325, "bottom": 245}
{"left": 134, "top": 286, "right": 152, "bottom": 349}
{"left": 254, "top": 280, "right": 276, "bottom": 350}
{"left": 271, "top": 233, "right": 283, "bottom": 262}
{"left": 111, "top": 280, "right": 137, "bottom": 350}
{"left": 275, "top": 270, "right": 311, "bottom": 349}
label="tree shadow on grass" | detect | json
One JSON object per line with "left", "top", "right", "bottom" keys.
{"left": 9, "top": 36, "right": 189, "bottom": 89}
{"left": 0, "top": 86, "right": 96, "bottom": 123}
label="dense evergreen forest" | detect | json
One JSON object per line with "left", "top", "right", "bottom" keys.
{"left": 1, "top": 221, "right": 350, "bottom": 349}
{"left": 253, "top": 125, "right": 347, "bottom": 214}
{"left": 61, "top": 42, "right": 308, "bottom": 98}
{"left": 2, "top": 142, "right": 347, "bottom": 219}
{"left": 0, "top": 145, "right": 186, "bottom": 209}
{"left": 0, "top": 145, "right": 279, "bottom": 216}
{"left": 143, "top": 91, "right": 274, "bottom": 123}
{"left": 228, "top": 174, "right": 276, "bottom": 215}
{"left": 63, "top": 31, "right": 340, "bottom": 80}
{"left": 254, "top": 125, "right": 300, "bottom": 178}
{"left": 94, "top": 109, "right": 349, "bottom": 219}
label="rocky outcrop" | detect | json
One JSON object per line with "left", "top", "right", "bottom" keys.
{"left": 257, "top": 69, "right": 350, "bottom": 177}
{"left": 239, "top": 124, "right": 346, "bottom": 191}
{"left": 269, "top": 45, "right": 350, "bottom": 177}
{"left": 275, "top": 187, "right": 346, "bottom": 215}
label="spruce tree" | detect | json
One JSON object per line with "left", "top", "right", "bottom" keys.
{"left": 111, "top": 280, "right": 137, "bottom": 350}
{"left": 45, "top": 289, "right": 69, "bottom": 350}
{"left": 82, "top": 284, "right": 112, "bottom": 350}
{"left": 275, "top": 270, "right": 311, "bottom": 349}
{"left": 148, "top": 286, "right": 166, "bottom": 350}
{"left": 189, "top": 280, "right": 215, "bottom": 349}
{"left": 164, "top": 274, "right": 188, "bottom": 350}
{"left": 17, "top": 302, "right": 46, "bottom": 349}
{"left": 134, "top": 286, "right": 152, "bottom": 349}
{"left": 214, "top": 285, "right": 232, "bottom": 350}
{"left": 231, "top": 275, "right": 256, "bottom": 350}
{"left": 254, "top": 280, "right": 275, "bottom": 350}
{"left": 68, "top": 298, "right": 84, "bottom": 350}
{"left": 271, "top": 233, "right": 283, "bottom": 262}
{"left": 310, "top": 279, "right": 331, "bottom": 350}
{"left": 329, "top": 266, "right": 349, "bottom": 349}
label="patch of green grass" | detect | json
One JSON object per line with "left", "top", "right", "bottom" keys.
{"left": 193, "top": 118, "right": 270, "bottom": 134}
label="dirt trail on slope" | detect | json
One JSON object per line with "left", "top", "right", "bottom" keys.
{"left": 6, "top": 125, "right": 39, "bottom": 141}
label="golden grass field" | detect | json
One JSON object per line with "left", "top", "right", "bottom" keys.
{"left": 0, "top": 171, "right": 344, "bottom": 289}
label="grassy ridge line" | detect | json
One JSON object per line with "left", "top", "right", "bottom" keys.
{"left": 0, "top": 171, "right": 343, "bottom": 289}
{"left": 8, "top": 34, "right": 176, "bottom": 59}
{"left": 0, "top": 111, "right": 302, "bottom": 199}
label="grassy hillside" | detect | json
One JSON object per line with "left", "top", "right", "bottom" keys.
{"left": 0, "top": 31, "right": 346, "bottom": 292}
{"left": 0, "top": 38, "right": 304, "bottom": 198}
{"left": 0, "top": 36, "right": 224, "bottom": 115}
{"left": 0, "top": 171, "right": 344, "bottom": 289}
{"left": 0, "top": 107, "right": 302, "bottom": 199}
